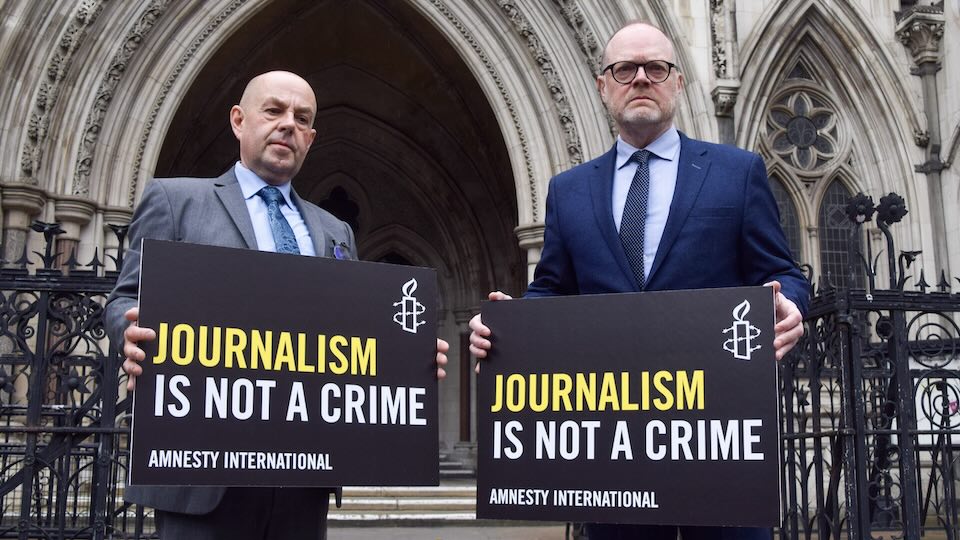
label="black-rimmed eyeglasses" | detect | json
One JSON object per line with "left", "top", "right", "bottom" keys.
{"left": 602, "top": 60, "right": 677, "bottom": 84}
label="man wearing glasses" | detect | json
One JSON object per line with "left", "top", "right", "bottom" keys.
{"left": 470, "top": 21, "right": 807, "bottom": 540}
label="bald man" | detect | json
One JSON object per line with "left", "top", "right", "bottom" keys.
{"left": 107, "top": 71, "right": 448, "bottom": 539}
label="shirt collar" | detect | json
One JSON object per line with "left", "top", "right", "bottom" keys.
{"left": 615, "top": 127, "right": 681, "bottom": 170}
{"left": 234, "top": 162, "right": 295, "bottom": 207}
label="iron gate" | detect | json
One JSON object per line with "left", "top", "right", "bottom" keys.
{"left": 780, "top": 193, "right": 959, "bottom": 540}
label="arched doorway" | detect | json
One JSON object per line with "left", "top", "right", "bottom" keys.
{"left": 155, "top": 0, "right": 524, "bottom": 456}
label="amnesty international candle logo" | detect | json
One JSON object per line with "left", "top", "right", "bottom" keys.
{"left": 130, "top": 240, "right": 439, "bottom": 488}
{"left": 477, "top": 287, "right": 781, "bottom": 527}
{"left": 393, "top": 278, "right": 426, "bottom": 334}
{"left": 722, "top": 300, "right": 762, "bottom": 361}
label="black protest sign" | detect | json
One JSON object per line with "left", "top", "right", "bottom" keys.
{"left": 477, "top": 287, "right": 780, "bottom": 526}
{"left": 130, "top": 239, "right": 438, "bottom": 487}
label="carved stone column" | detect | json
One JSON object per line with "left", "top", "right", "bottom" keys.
{"left": 515, "top": 223, "right": 544, "bottom": 284}
{"left": 896, "top": 4, "right": 947, "bottom": 272}
{"left": 710, "top": 0, "right": 740, "bottom": 145}
{"left": 54, "top": 197, "right": 96, "bottom": 267}
{"left": 0, "top": 183, "right": 47, "bottom": 262}
{"left": 712, "top": 81, "right": 740, "bottom": 145}
{"left": 452, "top": 308, "right": 477, "bottom": 470}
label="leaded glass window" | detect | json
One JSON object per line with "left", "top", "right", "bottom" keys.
{"left": 818, "top": 180, "right": 865, "bottom": 288}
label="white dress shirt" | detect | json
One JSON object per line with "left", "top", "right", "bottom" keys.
{"left": 233, "top": 162, "right": 316, "bottom": 256}
{"left": 612, "top": 127, "right": 681, "bottom": 280}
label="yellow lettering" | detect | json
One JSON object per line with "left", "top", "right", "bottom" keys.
{"left": 653, "top": 370, "right": 674, "bottom": 411}
{"left": 297, "top": 333, "right": 313, "bottom": 373}
{"left": 506, "top": 374, "right": 525, "bottom": 412}
{"left": 576, "top": 372, "right": 596, "bottom": 411}
{"left": 197, "top": 325, "right": 221, "bottom": 367}
{"left": 329, "top": 335, "right": 348, "bottom": 374}
{"left": 152, "top": 322, "right": 168, "bottom": 364}
{"left": 351, "top": 337, "right": 376, "bottom": 376}
{"left": 676, "top": 370, "right": 705, "bottom": 410}
{"left": 171, "top": 324, "right": 194, "bottom": 366}
{"left": 529, "top": 374, "right": 549, "bottom": 412}
{"left": 621, "top": 371, "right": 638, "bottom": 411}
{"left": 224, "top": 328, "right": 247, "bottom": 368}
{"left": 599, "top": 372, "right": 620, "bottom": 411}
{"left": 553, "top": 373, "right": 572, "bottom": 411}
{"left": 491, "top": 374, "right": 503, "bottom": 412}
{"left": 274, "top": 332, "right": 295, "bottom": 371}
{"left": 250, "top": 330, "right": 272, "bottom": 370}
{"left": 316, "top": 335, "right": 326, "bottom": 373}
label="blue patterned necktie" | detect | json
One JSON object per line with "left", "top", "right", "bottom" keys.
{"left": 619, "top": 149, "right": 651, "bottom": 289}
{"left": 257, "top": 186, "right": 301, "bottom": 254}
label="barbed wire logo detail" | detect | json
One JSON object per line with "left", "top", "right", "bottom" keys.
{"left": 723, "top": 300, "right": 761, "bottom": 360}
{"left": 393, "top": 278, "right": 426, "bottom": 334}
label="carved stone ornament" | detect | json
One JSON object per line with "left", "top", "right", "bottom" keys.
{"left": 130, "top": 0, "right": 245, "bottom": 207}
{"left": 72, "top": 0, "right": 172, "bottom": 197}
{"left": 20, "top": 0, "right": 106, "bottom": 182}
{"left": 429, "top": 0, "right": 539, "bottom": 220}
{"left": 895, "top": 4, "right": 945, "bottom": 66}
{"left": 551, "top": 0, "right": 600, "bottom": 72}
{"left": 498, "top": 0, "right": 584, "bottom": 166}
{"left": 766, "top": 89, "right": 840, "bottom": 172}
{"left": 710, "top": 0, "right": 728, "bottom": 78}
{"left": 711, "top": 82, "right": 740, "bottom": 117}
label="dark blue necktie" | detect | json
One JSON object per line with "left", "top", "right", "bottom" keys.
{"left": 619, "top": 149, "right": 650, "bottom": 289}
{"left": 257, "top": 186, "right": 300, "bottom": 254}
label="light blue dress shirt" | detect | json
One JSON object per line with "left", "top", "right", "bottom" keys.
{"left": 612, "top": 127, "right": 681, "bottom": 280}
{"left": 233, "top": 162, "right": 316, "bottom": 256}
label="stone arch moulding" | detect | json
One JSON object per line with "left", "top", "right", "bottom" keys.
{"left": 737, "top": 0, "right": 920, "bottom": 194}
{"left": 406, "top": 0, "right": 591, "bottom": 227}
{"left": 82, "top": 0, "right": 589, "bottom": 239}
{"left": 82, "top": 0, "right": 263, "bottom": 210}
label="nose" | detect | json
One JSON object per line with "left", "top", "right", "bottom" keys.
{"left": 632, "top": 68, "right": 651, "bottom": 86}
{"left": 276, "top": 110, "right": 296, "bottom": 131}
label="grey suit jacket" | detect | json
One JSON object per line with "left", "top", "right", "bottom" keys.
{"left": 106, "top": 168, "right": 356, "bottom": 514}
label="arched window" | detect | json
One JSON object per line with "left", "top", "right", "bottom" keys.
{"left": 769, "top": 176, "right": 802, "bottom": 262}
{"left": 818, "top": 180, "right": 865, "bottom": 288}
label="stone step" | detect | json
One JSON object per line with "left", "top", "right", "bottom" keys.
{"left": 329, "top": 484, "right": 478, "bottom": 524}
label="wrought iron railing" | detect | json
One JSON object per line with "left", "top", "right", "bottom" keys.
{"left": 0, "top": 191, "right": 956, "bottom": 539}
{"left": 781, "top": 193, "right": 960, "bottom": 540}
{"left": 0, "top": 222, "right": 156, "bottom": 539}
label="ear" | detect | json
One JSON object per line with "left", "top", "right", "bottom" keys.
{"left": 229, "top": 105, "right": 244, "bottom": 140}
{"left": 596, "top": 74, "right": 607, "bottom": 102}
{"left": 307, "top": 128, "right": 317, "bottom": 147}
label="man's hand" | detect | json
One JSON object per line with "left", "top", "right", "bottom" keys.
{"left": 468, "top": 291, "right": 513, "bottom": 372}
{"left": 436, "top": 338, "right": 449, "bottom": 379}
{"left": 764, "top": 281, "right": 803, "bottom": 360}
{"left": 120, "top": 307, "right": 156, "bottom": 391}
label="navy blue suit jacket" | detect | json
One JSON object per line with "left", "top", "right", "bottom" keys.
{"left": 526, "top": 133, "right": 809, "bottom": 316}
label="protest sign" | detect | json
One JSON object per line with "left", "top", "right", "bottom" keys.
{"left": 477, "top": 287, "right": 780, "bottom": 526}
{"left": 129, "top": 239, "right": 438, "bottom": 487}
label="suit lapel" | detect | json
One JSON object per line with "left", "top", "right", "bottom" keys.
{"left": 213, "top": 169, "right": 258, "bottom": 249}
{"left": 589, "top": 145, "right": 638, "bottom": 290}
{"left": 647, "top": 133, "right": 710, "bottom": 283}
{"left": 291, "top": 188, "right": 329, "bottom": 257}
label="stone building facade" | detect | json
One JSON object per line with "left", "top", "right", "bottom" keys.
{"left": 0, "top": 0, "right": 956, "bottom": 458}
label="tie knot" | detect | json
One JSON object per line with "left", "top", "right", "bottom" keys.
{"left": 257, "top": 186, "right": 285, "bottom": 206}
{"left": 631, "top": 149, "right": 651, "bottom": 165}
